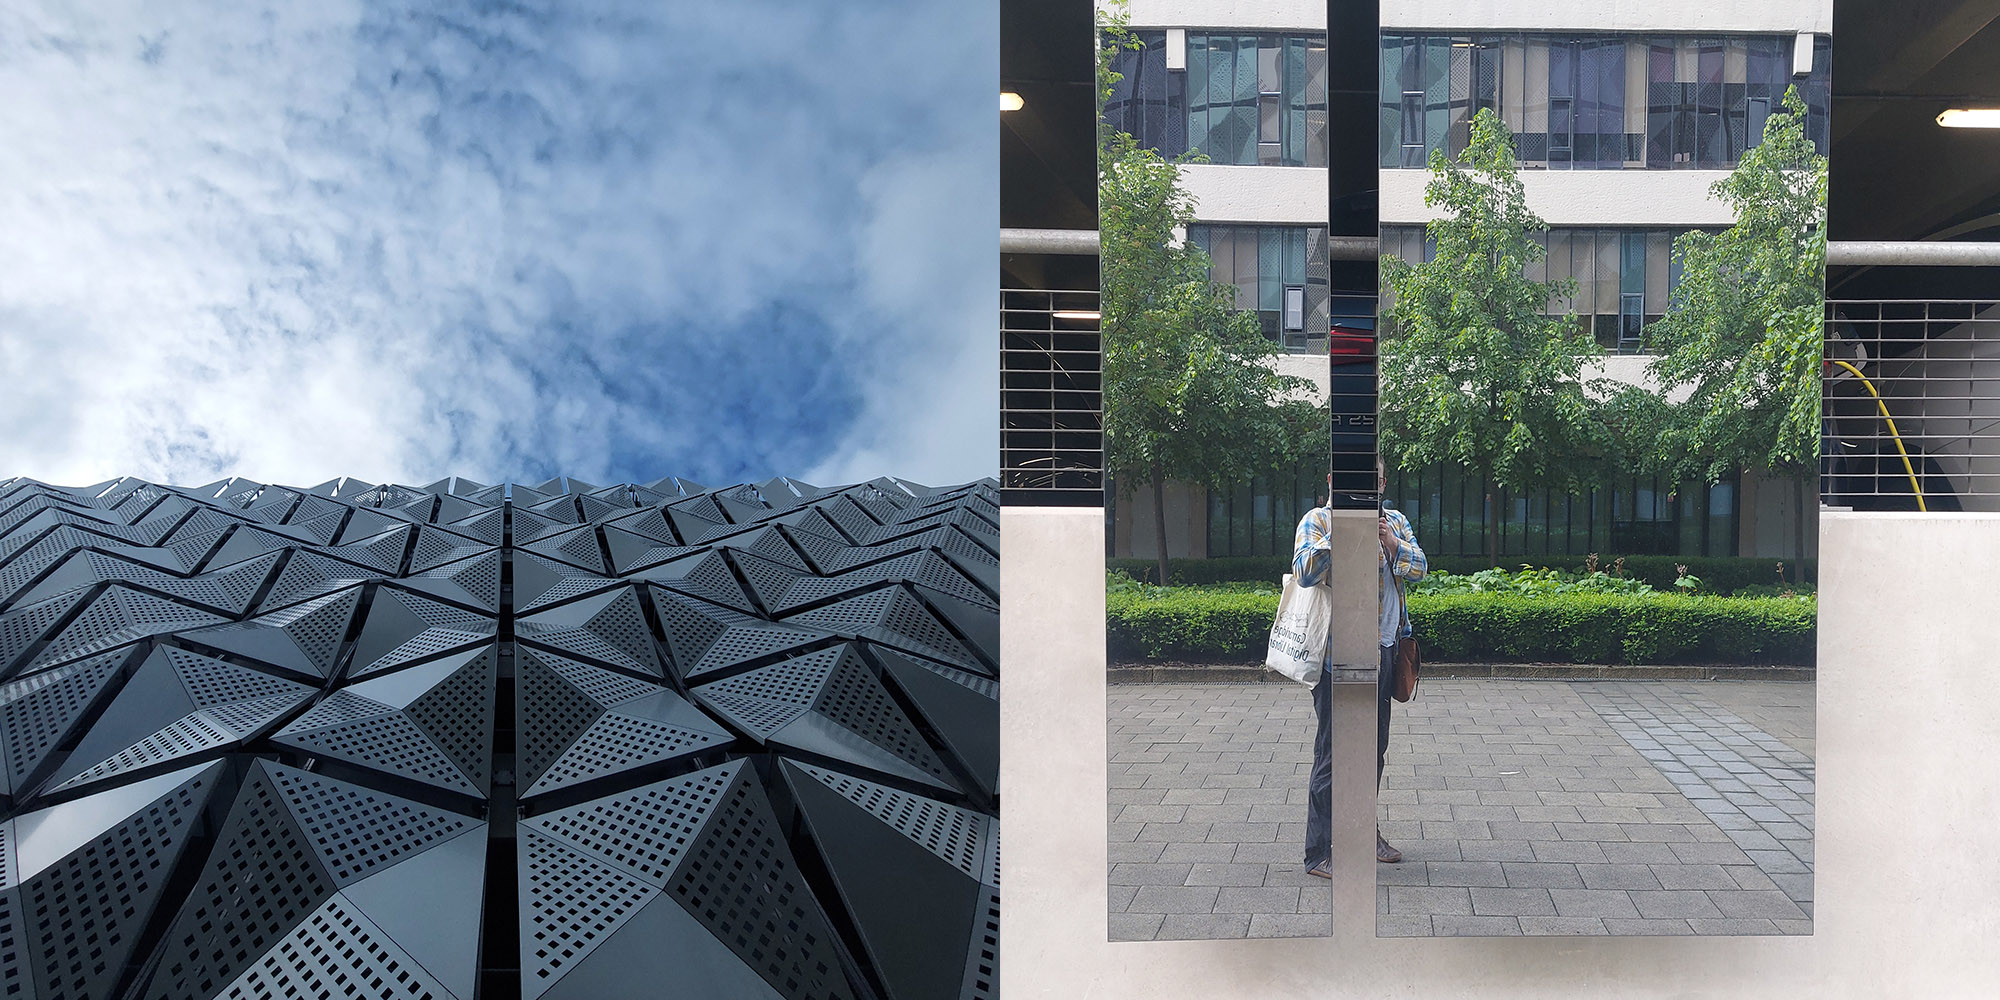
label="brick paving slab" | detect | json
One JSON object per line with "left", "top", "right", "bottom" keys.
{"left": 1108, "top": 677, "right": 1814, "bottom": 940}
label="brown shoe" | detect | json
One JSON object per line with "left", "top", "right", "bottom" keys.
{"left": 1376, "top": 831, "right": 1402, "bottom": 864}
{"left": 1306, "top": 859, "right": 1331, "bottom": 879}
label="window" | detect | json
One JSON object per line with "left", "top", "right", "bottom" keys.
{"left": 1385, "top": 463, "right": 1738, "bottom": 557}
{"left": 1382, "top": 32, "right": 1828, "bottom": 170}
{"left": 1381, "top": 225, "right": 1712, "bottom": 352}
{"left": 1107, "top": 31, "right": 1328, "bottom": 166}
{"left": 1189, "top": 225, "right": 1333, "bottom": 352}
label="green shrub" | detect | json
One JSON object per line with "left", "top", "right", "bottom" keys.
{"left": 1106, "top": 588, "right": 1280, "bottom": 660}
{"left": 1109, "top": 555, "right": 1814, "bottom": 595}
{"left": 1105, "top": 585, "right": 1815, "bottom": 665}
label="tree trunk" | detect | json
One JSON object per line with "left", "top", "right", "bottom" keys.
{"left": 1151, "top": 459, "right": 1172, "bottom": 586}
{"left": 1793, "top": 474, "right": 1808, "bottom": 583}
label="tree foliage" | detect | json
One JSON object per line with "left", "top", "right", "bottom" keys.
{"left": 1099, "top": 134, "right": 1320, "bottom": 512}
{"left": 1644, "top": 88, "right": 1827, "bottom": 484}
{"left": 1377, "top": 109, "right": 1613, "bottom": 536}
{"left": 1097, "top": 3, "right": 1321, "bottom": 581}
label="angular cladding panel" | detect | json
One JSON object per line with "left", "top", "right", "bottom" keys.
{"left": 0, "top": 473, "right": 997, "bottom": 999}
{"left": 783, "top": 761, "right": 992, "bottom": 1000}
{"left": 143, "top": 760, "right": 483, "bottom": 1000}
{"left": 521, "top": 760, "right": 857, "bottom": 1000}
{"left": 44, "top": 647, "right": 314, "bottom": 795}
{"left": 273, "top": 645, "right": 496, "bottom": 796}
{"left": 6, "top": 761, "right": 226, "bottom": 1000}
{"left": 178, "top": 586, "right": 363, "bottom": 679}
{"left": 515, "top": 648, "right": 731, "bottom": 800}
{"left": 347, "top": 586, "right": 497, "bottom": 679}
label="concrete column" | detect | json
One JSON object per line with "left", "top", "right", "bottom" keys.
{"left": 1324, "top": 508, "right": 1381, "bottom": 682}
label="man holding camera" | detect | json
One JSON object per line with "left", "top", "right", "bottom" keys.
{"left": 1296, "top": 458, "right": 1427, "bottom": 877}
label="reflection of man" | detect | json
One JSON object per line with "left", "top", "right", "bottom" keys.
{"left": 1296, "top": 460, "right": 1427, "bottom": 877}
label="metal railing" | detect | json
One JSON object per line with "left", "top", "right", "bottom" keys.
{"left": 1002, "top": 288, "right": 1103, "bottom": 505}
{"left": 1823, "top": 299, "right": 2000, "bottom": 511}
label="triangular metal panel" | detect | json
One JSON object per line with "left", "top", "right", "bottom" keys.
{"left": 339, "top": 826, "right": 488, "bottom": 1000}
{"left": 783, "top": 761, "right": 982, "bottom": 1000}
{"left": 14, "top": 760, "right": 224, "bottom": 1000}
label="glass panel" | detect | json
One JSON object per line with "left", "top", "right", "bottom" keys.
{"left": 1304, "top": 37, "right": 1328, "bottom": 167}
{"left": 1258, "top": 229, "right": 1281, "bottom": 313}
{"left": 1572, "top": 230, "right": 1598, "bottom": 315}
{"left": 1546, "top": 229, "right": 1571, "bottom": 313}
{"left": 1258, "top": 39, "right": 1281, "bottom": 95}
{"left": 1502, "top": 37, "right": 1527, "bottom": 134}
{"left": 1707, "top": 481, "right": 1737, "bottom": 556}
{"left": 1233, "top": 228, "right": 1258, "bottom": 310}
{"left": 1448, "top": 42, "right": 1473, "bottom": 157}
{"left": 1524, "top": 39, "right": 1550, "bottom": 162}
{"left": 1283, "top": 228, "right": 1306, "bottom": 286}
{"left": 1381, "top": 36, "right": 1404, "bottom": 166}
{"left": 1207, "top": 488, "right": 1228, "bottom": 557}
{"left": 1626, "top": 40, "right": 1648, "bottom": 164}
{"left": 1646, "top": 231, "right": 1670, "bottom": 309}
{"left": 1425, "top": 38, "right": 1452, "bottom": 155}
{"left": 1648, "top": 42, "right": 1674, "bottom": 168}
{"left": 1621, "top": 232, "right": 1646, "bottom": 294}
{"left": 1597, "top": 38, "right": 1625, "bottom": 169}
{"left": 1597, "top": 229, "right": 1620, "bottom": 314}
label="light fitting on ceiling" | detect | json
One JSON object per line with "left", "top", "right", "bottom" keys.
{"left": 1000, "top": 92, "right": 1025, "bottom": 112}
{"left": 1937, "top": 108, "right": 2000, "bottom": 128}
{"left": 1052, "top": 310, "right": 1101, "bottom": 321}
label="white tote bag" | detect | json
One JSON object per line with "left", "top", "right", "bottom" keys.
{"left": 1265, "top": 573, "right": 1331, "bottom": 686}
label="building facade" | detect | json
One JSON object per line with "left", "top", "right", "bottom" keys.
{"left": 1103, "top": 0, "right": 1829, "bottom": 564}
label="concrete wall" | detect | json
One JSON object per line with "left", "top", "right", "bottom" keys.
{"left": 1003, "top": 506, "right": 2000, "bottom": 997}
{"left": 1126, "top": 0, "right": 1323, "bottom": 31}
{"left": 1381, "top": 169, "right": 1739, "bottom": 227}
{"left": 1111, "top": 480, "right": 1209, "bottom": 561}
{"left": 1381, "top": 0, "right": 1831, "bottom": 32}
{"left": 1179, "top": 165, "right": 1328, "bottom": 226}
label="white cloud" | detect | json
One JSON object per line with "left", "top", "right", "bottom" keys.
{"left": 0, "top": 0, "right": 998, "bottom": 490}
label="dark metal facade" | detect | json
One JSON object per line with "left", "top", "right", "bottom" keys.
{"left": 0, "top": 473, "right": 999, "bottom": 1000}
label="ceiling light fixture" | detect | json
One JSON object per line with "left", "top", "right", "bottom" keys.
{"left": 1000, "top": 92, "right": 1025, "bottom": 112}
{"left": 1937, "top": 108, "right": 2000, "bottom": 128}
{"left": 1052, "top": 310, "right": 1101, "bottom": 321}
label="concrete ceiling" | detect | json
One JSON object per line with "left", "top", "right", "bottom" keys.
{"left": 1830, "top": 0, "right": 2000, "bottom": 296}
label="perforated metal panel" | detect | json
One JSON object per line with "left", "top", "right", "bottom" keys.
{"left": 214, "top": 893, "right": 450, "bottom": 1000}
{"left": 265, "top": 764, "right": 474, "bottom": 886}
{"left": 21, "top": 762, "right": 220, "bottom": 1000}
{"left": 667, "top": 768, "right": 854, "bottom": 1000}
{"left": 0, "top": 473, "right": 996, "bottom": 1000}
{"left": 519, "top": 829, "right": 657, "bottom": 995}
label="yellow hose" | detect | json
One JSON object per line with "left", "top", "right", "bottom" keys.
{"left": 1829, "top": 359, "right": 1925, "bottom": 512}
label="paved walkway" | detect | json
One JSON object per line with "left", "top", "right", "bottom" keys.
{"left": 1108, "top": 678, "right": 1814, "bottom": 940}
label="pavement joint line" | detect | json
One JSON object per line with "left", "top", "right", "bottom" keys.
{"left": 1110, "top": 678, "right": 1814, "bottom": 939}
{"left": 1572, "top": 683, "right": 1815, "bottom": 904}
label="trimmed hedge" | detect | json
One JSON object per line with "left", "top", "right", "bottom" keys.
{"left": 1105, "top": 589, "right": 1279, "bottom": 660}
{"left": 1108, "top": 555, "right": 1814, "bottom": 595}
{"left": 1106, "top": 588, "right": 1815, "bottom": 665}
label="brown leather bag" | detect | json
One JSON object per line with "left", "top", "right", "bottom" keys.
{"left": 1392, "top": 577, "right": 1419, "bottom": 702}
{"left": 1393, "top": 631, "right": 1420, "bottom": 702}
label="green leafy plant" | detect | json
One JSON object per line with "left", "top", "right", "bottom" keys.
{"left": 1378, "top": 109, "right": 1615, "bottom": 565}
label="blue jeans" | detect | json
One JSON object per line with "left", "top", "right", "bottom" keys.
{"left": 1304, "top": 644, "right": 1395, "bottom": 868}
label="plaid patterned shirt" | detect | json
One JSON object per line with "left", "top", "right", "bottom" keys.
{"left": 1291, "top": 506, "right": 1428, "bottom": 643}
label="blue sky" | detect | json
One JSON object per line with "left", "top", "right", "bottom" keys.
{"left": 0, "top": 1, "right": 996, "bottom": 490}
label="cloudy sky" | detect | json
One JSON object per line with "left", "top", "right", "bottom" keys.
{"left": 0, "top": 1, "right": 996, "bottom": 491}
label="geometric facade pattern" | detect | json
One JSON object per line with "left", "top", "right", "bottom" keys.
{"left": 0, "top": 473, "right": 998, "bottom": 999}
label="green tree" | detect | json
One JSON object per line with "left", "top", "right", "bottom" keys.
{"left": 1099, "top": 132, "right": 1321, "bottom": 584}
{"left": 1645, "top": 89, "right": 1827, "bottom": 565}
{"left": 1378, "top": 108, "right": 1611, "bottom": 566}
